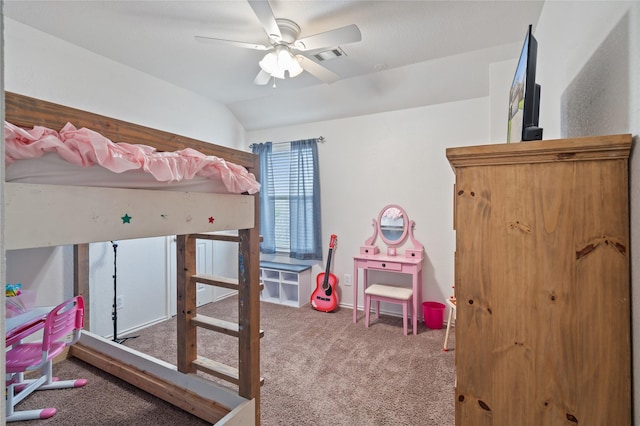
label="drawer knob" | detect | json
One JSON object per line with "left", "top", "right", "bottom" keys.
{"left": 382, "top": 263, "right": 386, "bottom": 267}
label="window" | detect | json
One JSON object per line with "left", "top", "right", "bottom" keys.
{"left": 272, "top": 145, "right": 292, "bottom": 252}
{"left": 252, "top": 140, "right": 322, "bottom": 260}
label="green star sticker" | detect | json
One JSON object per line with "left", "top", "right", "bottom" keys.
{"left": 121, "top": 214, "right": 132, "bottom": 224}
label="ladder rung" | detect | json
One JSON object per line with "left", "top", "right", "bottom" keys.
{"left": 193, "top": 357, "right": 265, "bottom": 386}
{"left": 192, "top": 314, "right": 264, "bottom": 338}
{"left": 190, "top": 233, "right": 240, "bottom": 243}
{"left": 188, "top": 233, "right": 263, "bottom": 242}
{"left": 193, "top": 357, "right": 239, "bottom": 385}
{"left": 191, "top": 275, "right": 262, "bottom": 291}
{"left": 193, "top": 315, "right": 238, "bottom": 337}
{"left": 191, "top": 274, "right": 238, "bottom": 290}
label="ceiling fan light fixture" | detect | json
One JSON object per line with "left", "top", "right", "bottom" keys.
{"left": 259, "top": 51, "right": 277, "bottom": 74}
{"left": 288, "top": 56, "right": 304, "bottom": 77}
{"left": 259, "top": 45, "right": 303, "bottom": 81}
{"left": 271, "top": 67, "right": 286, "bottom": 80}
{"left": 275, "top": 45, "right": 293, "bottom": 68}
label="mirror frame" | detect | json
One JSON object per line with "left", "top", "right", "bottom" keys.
{"left": 377, "top": 204, "right": 408, "bottom": 247}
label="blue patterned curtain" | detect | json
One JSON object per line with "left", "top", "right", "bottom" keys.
{"left": 289, "top": 139, "right": 322, "bottom": 260}
{"left": 251, "top": 142, "right": 276, "bottom": 254}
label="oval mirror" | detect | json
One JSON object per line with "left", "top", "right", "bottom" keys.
{"left": 378, "top": 205, "right": 408, "bottom": 246}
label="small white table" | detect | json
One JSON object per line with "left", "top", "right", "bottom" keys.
{"left": 443, "top": 298, "right": 456, "bottom": 351}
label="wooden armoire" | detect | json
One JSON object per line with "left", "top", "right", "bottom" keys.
{"left": 446, "top": 134, "right": 632, "bottom": 425}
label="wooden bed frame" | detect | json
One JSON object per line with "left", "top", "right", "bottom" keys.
{"left": 4, "top": 92, "right": 262, "bottom": 425}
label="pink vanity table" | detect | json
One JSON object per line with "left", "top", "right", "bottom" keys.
{"left": 353, "top": 204, "right": 424, "bottom": 335}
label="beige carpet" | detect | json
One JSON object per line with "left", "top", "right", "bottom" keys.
{"left": 11, "top": 296, "right": 455, "bottom": 425}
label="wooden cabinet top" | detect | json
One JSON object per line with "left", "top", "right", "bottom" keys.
{"left": 446, "top": 133, "right": 632, "bottom": 169}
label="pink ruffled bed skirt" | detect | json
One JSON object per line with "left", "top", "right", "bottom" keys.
{"left": 4, "top": 121, "right": 260, "bottom": 195}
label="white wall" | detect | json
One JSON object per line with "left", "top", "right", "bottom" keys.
{"left": 88, "top": 238, "right": 168, "bottom": 337}
{"left": 249, "top": 97, "right": 491, "bottom": 313}
{"left": 535, "top": 1, "right": 637, "bottom": 139}
{"left": 4, "top": 19, "right": 244, "bottom": 146}
{"left": 3, "top": 18, "right": 246, "bottom": 336}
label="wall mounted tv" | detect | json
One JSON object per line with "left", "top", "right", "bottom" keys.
{"left": 507, "top": 24, "right": 543, "bottom": 142}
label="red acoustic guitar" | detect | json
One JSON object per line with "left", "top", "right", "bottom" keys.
{"left": 311, "top": 234, "right": 339, "bottom": 312}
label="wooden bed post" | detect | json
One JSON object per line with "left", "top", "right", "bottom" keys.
{"left": 73, "top": 244, "right": 90, "bottom": 330}
{"left": 238, "top": 160, "right": 261, "bottom": 425}
{"left": 238, "top": 226, "right": 261, "bottom": 423}
{"left": 176, "top": 234, "right": 197, "bottom": 373}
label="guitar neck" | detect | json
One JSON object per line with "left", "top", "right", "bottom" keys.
{"left": 324, "top": 249, "right": 333, "bottom": 275}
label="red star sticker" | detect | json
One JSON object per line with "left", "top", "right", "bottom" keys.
{"left": 208, "top": 216, "right": 215, "bottom": 223}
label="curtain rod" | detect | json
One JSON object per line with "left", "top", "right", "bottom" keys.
{"left": 248, "top": 136, "right": 325, "bottom": 150}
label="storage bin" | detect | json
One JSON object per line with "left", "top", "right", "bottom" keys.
{"left": 423, "top": 301, "right": 445, "bottom": 329}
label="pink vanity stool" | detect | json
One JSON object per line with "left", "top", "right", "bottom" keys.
{"left": 354, "top": 204, "right": 424, "bottom": 335}
{"left": 365, "top": 284, "right": 414, "bottom": 335}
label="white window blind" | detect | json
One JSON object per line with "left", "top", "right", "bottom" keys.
{"left": 271, "top": 143, "right": 318, "bottom": 254}
{"left": 272, "top": 145, "right": 291, "bottom": 253}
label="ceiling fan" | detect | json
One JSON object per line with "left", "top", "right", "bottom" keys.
{"left": 195, "top": 0, "right": 361, "bottom": 85}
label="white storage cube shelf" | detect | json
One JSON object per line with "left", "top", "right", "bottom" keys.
{"left": 259, "top": 263, "right": 312, "bottom": 308}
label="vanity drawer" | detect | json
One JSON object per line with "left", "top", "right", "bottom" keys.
{"left": 405, "top": 249, "right": 423, "bottom": 259}
{"left": 360, "top": 245, "right": 379, "bottom": 255}
{"left": 366, "top": 260, "right": 402, "bottom": 271}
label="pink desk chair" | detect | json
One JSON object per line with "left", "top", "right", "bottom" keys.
{"left": 5, "top": 296, "right": 87, "bottom": 422}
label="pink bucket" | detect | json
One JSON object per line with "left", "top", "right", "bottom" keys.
{"left": 423, "top": 301, "right": 445, "bottom": 329}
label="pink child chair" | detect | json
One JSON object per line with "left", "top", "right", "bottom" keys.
{"left": 5, "top": 296, "right": 87, "bottom": 422}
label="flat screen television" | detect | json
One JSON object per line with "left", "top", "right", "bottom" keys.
{"left": 507, "top": 24, "right": 543, "bottom": 142}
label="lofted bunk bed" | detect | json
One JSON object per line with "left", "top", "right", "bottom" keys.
{"left": 3, "top": 92, "right": 262, "bottom": 425}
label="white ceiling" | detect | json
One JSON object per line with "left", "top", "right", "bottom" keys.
{"left": 3, "top": 0, "right": 544, "bottom": 131}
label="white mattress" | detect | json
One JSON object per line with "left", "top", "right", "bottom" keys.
{"left": 6, "top": 153, "right": 230, "bottom": 193}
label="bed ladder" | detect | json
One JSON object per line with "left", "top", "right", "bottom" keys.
{"left": 176, "top": 232, "right": 263, "bottom": 423}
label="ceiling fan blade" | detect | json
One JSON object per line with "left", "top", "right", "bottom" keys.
{"left": 294, "top": 24, "right": 361, "bottom": 51}
{"left": 297, "top": 55, "right": 340, "bottom": 84}
{"left": 254, "top": 69, "right": 272, "bottom": 85}
{"left": 248, "top": 0, "right": 282, "bottom": 41}
{"left": 195, "top": 35, "right": 270, "bottom": 51}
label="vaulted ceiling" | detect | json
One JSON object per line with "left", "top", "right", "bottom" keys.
{"left": 3, "top": 0, "right": 544, "bottom": 130}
